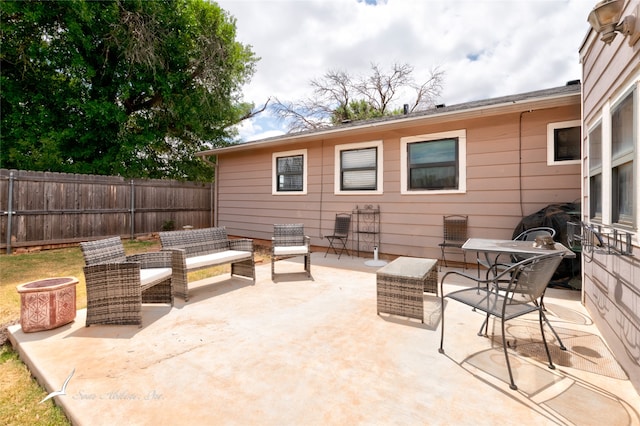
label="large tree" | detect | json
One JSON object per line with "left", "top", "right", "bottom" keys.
{"left": 1, "top": 0, "right": 259, "bottom": 181}
{"left": 274, "top": 63, "right": 444, "bottom": 133}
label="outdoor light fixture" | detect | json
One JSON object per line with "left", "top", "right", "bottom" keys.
{"left": 587, "top": 0, "right": 640, "bottom": 45}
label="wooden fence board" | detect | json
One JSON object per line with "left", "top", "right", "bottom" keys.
{"left": 0, "top": 169, "right": 212, "bottom": 251}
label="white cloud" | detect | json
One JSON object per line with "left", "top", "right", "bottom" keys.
{"left": 232, "top": 110, "right": 286, "bottom": 141}
{"left": 219, "top": 0, "right": 593, "bottom": 140}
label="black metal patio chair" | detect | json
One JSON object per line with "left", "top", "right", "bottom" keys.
{"left": 439, "top": 251, "right": 566, "bottom": 390}
{"left": 324, "top": 213, "right": 351, "bottom": 259}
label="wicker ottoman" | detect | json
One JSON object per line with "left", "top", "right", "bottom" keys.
{"left": 376, "top": 257, "right": 437, "bottom": 323}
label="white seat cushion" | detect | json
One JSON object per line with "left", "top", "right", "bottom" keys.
{"left": 185, "top": 250, "right": 251, "bottom": 270}
{"left": 273, "top": 246, "right": 309, "bottom": 256}
{"left": 140, "top": 268, "right": 172, "bottom": 287}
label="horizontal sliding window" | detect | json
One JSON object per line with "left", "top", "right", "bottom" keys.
{"left": 401, "top": 130, "right": 466, "bottom": 194}
{"left": 408, "top": 138, "right": 458, "bottom": 190}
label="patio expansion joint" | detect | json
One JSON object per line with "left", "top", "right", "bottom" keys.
{"left": 151, "top": 341, "right": 212, "bottom": 366}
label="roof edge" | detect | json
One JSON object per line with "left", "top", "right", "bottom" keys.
{"left": 198, "top": 83, "right": 581, "bottom": 157}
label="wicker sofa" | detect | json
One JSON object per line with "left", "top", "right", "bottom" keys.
{"left": 80, "top": 236, "right": 174, "bottom": 327}
{"left": 159, "top": 227, "right": 255, "bottom": 301}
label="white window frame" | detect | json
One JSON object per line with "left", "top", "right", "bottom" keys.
{"left": 400, "top": 129, "right": 467, "bottom": 195}
{"left": 587, "top": 120, "right": 603, "bottom": 222}
{"left": 334, "top": 140, "right": 383, "bottom": 195}
{"left": 547, "top": 120, "right": 581, "bottom": 165}
{"left": 272, "top": 149, "right": 308, "bottom": 195}
{"left": 586, "top": 77, "right": 639, "bottom": 233}
{"left": 610, "top": 86, "right": 637, "bottom": 228}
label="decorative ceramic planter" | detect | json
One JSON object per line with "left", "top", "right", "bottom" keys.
{"left": 17, "top": 277, "right": 78, "bottom": 333}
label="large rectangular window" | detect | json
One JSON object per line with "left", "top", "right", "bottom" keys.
{"left": 589, "top": 123, "right": 602, "bottom": 220}
{"left": 334, "top": 140, "right": 383, "bottom": 194}
{"left": 407, "top": 138, "right": 458, "bottom": 190}
{"left": 400, "top": 130, "right": 466, "bottom": 194}
{"left": 272, "top": 149, "right": 307, "bottom": 194}
{"left": 611, "top": 90, "right": 635, "bottom": 226}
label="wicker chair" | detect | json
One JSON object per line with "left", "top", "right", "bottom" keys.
{"left": 324, "top": 213, "right": 351, "bottom": 259}
{"left": 271, "top": 224, "right": 311, "bottom": 280}
{"left": 439, "top": 252, "right": 566, "bottom": 390}
{"left": 438, "top": 215, "right": 468, "bottom": 271}
{"left": 80, "top": 237, "right": 173, "bottom": 327}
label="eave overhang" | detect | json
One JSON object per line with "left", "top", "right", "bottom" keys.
{"left": 197, "top": 84, "right": 581, "bottom": 157}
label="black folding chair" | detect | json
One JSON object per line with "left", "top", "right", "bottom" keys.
{"left": 324, "top": 213, "right": 351, "bottom": 259}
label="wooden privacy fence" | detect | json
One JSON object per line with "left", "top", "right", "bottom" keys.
{"left": 1, "top": 169, "right": 213, "bottom": 253}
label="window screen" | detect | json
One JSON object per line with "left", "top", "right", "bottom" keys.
{"left": 611, "top": 90, "right": 635, "bottom": 226}
{"left": 276, "top": 155, "right": 303, "bottom": 192}
{"left": 554, "top": 126, "right": 581, "bottom": 161}
{"left": 341, "top": 147, "right": 377, "bottom": 190}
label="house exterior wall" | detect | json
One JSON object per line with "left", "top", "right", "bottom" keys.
{"left": 579, "top": 0, "right": 640, "bottom": 393}
{"left": 215, "top": 102, "right": 580, "bottom": 263}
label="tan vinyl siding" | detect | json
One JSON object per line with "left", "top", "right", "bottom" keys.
{"left": 215, "top": 103, "right": 581, "bottom": 264}
{"left": 580, "top": 0, "right": 640, "bottom": 394}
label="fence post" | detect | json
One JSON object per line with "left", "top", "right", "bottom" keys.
{"left": 130, "top": 179, "right": 135, "bottom": 240}
{"left": 5, "top": 171, "right": 15, "bottom": 254}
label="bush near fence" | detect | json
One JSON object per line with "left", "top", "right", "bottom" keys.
{"left": 0, "top": 169, "right": 213, "bottom": 252}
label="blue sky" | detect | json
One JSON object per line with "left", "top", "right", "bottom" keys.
{"left": 216, "top": 0, "right": 595, "bottom": 142}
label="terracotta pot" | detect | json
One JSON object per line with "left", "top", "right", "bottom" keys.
{"left": 17, "top": 277, "right": 78, "bottom": 332}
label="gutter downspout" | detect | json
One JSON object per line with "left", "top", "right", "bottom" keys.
{"left": 318, "top": 139, "right": 325, "bottom": 238}
{"left": 518, "top": 110, "right": 533, "bottom": 218}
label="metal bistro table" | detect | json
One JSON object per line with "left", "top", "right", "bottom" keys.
{"left": 462, "top": 238, "right": 575, "bottom": 274}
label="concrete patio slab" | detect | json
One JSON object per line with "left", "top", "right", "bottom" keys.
{"left": 9, "top": 253, "right": 640, "bottom": 425}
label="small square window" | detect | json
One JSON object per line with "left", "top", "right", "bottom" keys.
{"left": 547, "top": 120, "right": 581, "bottom": 165}
{"left": 277, "top": 155, "right": 303, "bottom": 191}
{"left": 272, "top": 149, "right": 307, "bottom": 195}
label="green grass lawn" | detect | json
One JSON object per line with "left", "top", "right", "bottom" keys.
{"left": 0, "top": 239, "right": 160, "bottom": 426}
{"left": 0, "top": 238, "right": 265, "bottom": 425}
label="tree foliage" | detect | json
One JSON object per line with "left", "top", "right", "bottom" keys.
{"left": 273, "top": 63, "right": 444, "bottom": 133}
{"left": 0, "top": 0, "right": 259, "bottom": 181}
